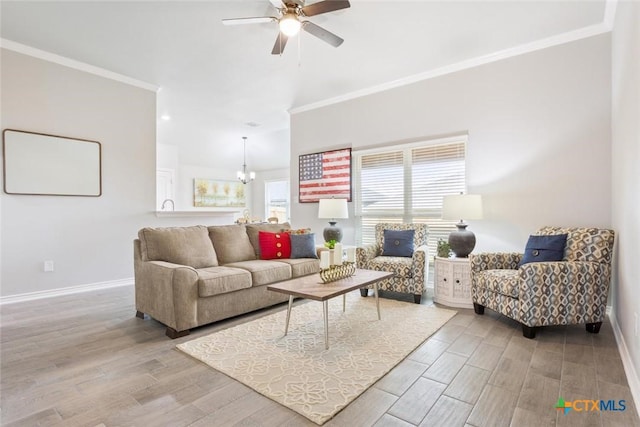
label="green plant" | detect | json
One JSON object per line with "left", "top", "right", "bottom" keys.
{"left": 437, "top": 239, "right": 451, "bottom": 258}
{"left": 324, "top": 239, "right": 337, "bottom": 249}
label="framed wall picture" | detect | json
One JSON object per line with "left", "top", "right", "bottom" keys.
{"left": 299, "top": 148, "right": 351, "bottom": 203}
{"left": 193, "top": 178, "right": 246, "bottom": 207}
{"left": 3, "top": 129, "right": 102, "bottom": 196}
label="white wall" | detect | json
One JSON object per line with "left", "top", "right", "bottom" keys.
{"left": 611, "top": 0, "right": 640, "bottom": 406}
{"left": 290, "top": 34, "right": 612, "bottom": 250}
{"left": 0, "top": 49, "right": 231, "bottom": 299}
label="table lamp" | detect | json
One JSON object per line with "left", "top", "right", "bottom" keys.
{"left": 442, "top": 193, "right": 483, "bottom": 257}
{"left": 318, "top": 198, "right": 348, "bottom": 243}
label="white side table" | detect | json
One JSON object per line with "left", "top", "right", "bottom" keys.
{"left": 433, "top": 256, "right": 473, "bottom": 308}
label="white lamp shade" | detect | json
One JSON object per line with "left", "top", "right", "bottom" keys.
{"left": 442, "top": 194, "right": 483, "bottom": 221}
{"left": 318, "top": 198, "right": 349, "bottom": 219}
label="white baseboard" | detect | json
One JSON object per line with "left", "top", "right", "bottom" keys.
{"left": 0, "top": 278, "right": 134, "bottom": 305}
{"left": 609, "top": 307, "right": 640, "bottom": 421}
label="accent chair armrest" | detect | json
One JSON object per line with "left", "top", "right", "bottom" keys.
{"left": 469, "top": 252, "right": 522, "bottom": 272}
{"left": 356, "top": 243, "right": 379, "bottom": 268}
{"left": 518, "top": 261, "right": 610, "bottom": 326}
{"left": 411, "top": 245, "right": 429, "bottom": 286}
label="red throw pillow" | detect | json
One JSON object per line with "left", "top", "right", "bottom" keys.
{"left": 258, "top": 231, "right": 291, "bottom": 260}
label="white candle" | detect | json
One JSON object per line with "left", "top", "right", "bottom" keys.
{"left": 320, "top": 251, "right": 330, "bottom": 269}
{"left": 334, "top": 243, "right": 343, "bottom": 265}
{"left": 346, "top": 247, "right": 356, "bottom": 263}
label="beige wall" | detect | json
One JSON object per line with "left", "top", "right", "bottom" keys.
{"left": 0, "top": 49, "right": 226, "bottom": 299}
{"left": 290, "top": 34, "right": 612, "bottom": 250}
{"left": 611, "top": 0, "right": 640, "bottom": 404}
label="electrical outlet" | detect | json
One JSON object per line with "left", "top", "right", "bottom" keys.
{"left": 43, "top": 260, "right": 54, "bottom": 272}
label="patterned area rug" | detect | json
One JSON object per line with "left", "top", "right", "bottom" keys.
{"left": 177, "top": 292, "right": 456, "bottom": 425}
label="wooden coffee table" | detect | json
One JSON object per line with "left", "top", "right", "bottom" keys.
{"left": 267, "top": 269, "right": 393, "bottom": 349}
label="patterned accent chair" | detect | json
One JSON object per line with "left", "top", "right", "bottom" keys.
{"left": 356, "top": 223, "right": 429, "bottom": 304}
{"left": 470, "top": 226, "right": 615, "bottom": 339}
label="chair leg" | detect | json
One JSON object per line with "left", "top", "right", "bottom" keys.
{"left": 586, "top": 322, "right": 602, "bottom": 334}
{"left": 473, "top": 303, "right": 485, "bottom": 315}
{"left": 135, "top": 310, "right": 145, "bottom": 319}
{"left": 522, "top": 324, "right": 536, "bottom": 339}
{"left": 413, "top": 294, "right": 421, "bottom": 304}
{"left": 166, "top": 327, "right": 190, "bottom": 339}
{"left": 360, "top": 288, "right": 368, "bottom": 297}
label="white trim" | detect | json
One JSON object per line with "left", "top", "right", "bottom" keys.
{"left": 0, "top": 278, "right": 134, "bottom": 305}
{"left": 0, "top": 38, "right": 158, "bottom": 92}
{"left": 609, "top": 307, "right": 640, "bottom": 421}
{"left": 604, "top": 0, "right": 619, "bottom": 30}
{"left": 290, "top": 22, "right": 611, "bottom": 115}
{"left": 352, "top": 133, "right": 468, "bottom": 157}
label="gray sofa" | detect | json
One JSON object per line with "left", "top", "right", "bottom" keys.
{"left": 134, "top": 223, "right": 319, "bottom": 338}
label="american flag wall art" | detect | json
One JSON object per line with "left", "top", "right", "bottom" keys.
{"left": 299, "top": 148, "right": 351, "bottom": 203}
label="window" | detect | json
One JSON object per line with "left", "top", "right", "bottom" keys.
{"left": 265, "top": 179, "right": 290, "bottom": 223}
{"left": 354, "top": 136, "right": 467, "bottom": 264}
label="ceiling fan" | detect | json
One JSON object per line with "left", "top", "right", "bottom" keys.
{"left": 222, "top": 0, "right": 351, "bottom": 55}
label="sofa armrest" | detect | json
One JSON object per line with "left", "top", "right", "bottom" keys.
{"left": 518, "top": 261, "right": 610, "bottom": 325}
{"left": 134, "top": 243, "right": 199, "bottom": 332}
{"left": 412, "top": 245, "right": 429, "bottom": 287}
{"left": 469, "top": 252, "right": 522, "bottom": 273}
{"left": 356, "top": 243, "right": 380, "bottom": 268}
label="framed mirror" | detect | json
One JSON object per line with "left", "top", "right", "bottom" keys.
{"left": 3, "top": 129, "right": 102, "bottom": 196}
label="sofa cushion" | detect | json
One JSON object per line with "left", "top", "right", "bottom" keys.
{"left": 197, "top": 266, "right": 252, "bottom": 297}
{"left": 474, "top": 269, "right": 520, "bottom": 298}
{"left": 367, "top": 256, "right": 414, "bottom": 278}
{"left": 138, "top": 225, "right": 217, "bottom": 268}
{"left": 382, "top": 229, "right": 415, "bottom": 257}
{"left": 259, "top": 231, "right": 292, "bottom": 260}
{"left": 290, "top": 233, "right": 318, "bottom": 259}
{"left": 208, "top": 225, "right": 256, "bottom": 264}
{"left": 277, "top": 258, "right": 320, "bottom": 277}
{"left": 224, "top": 260, "right": 292, "bottom": 286}
{"left": 246, "top": 222, "right": 291, "bottom": 257}
{"left": 518, "top": 234, "right": 567, "bottom": 267}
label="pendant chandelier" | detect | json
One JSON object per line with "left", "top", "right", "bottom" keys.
{"left": 237, "top": 136, "right": 255, "bottom": 184}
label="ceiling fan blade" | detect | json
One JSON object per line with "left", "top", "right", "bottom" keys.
{"left": 222, "top": 16, "right": 276, "bottom": 25}
{"left": 302, "top": 21, "right": 344, "bottom": 47}
{"left": 301, "top": 0, "right": 350, "bottom": 17}
{"left": 271, "top": 32, "right": 289, "bottom": 55}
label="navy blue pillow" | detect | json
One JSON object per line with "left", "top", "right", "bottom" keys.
{"left": 382, "top": 229, "right": 415, "bottom": 257}
{"left": 518, "top": 234, "right": 568, "bottom": 267}
{"left": 290, "top": 233, "right": 318, "bottom": 259}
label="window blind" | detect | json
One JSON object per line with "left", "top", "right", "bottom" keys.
{"left": 354, "top": 137, "right": 467, "bottom": 271}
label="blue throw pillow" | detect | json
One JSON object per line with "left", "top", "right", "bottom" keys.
{"left": 382, "top": 229, "right": 415, "bottom": 257}
{"left": 518, "top": 234, "right": 568, "bottom": 267}
{"left": 290, "top": 233, "right": 318, "bottom": 259}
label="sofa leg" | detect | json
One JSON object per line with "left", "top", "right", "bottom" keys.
{"left": 586, "top": 322, "right": 602, "bottom": 334}
{"left": 166, "top": 327, "right": 190, "bottom": 339}
{"left": 413, "top": 294, "right": 422, "bottom": 304}
{"left": 135, "top": 310, "right": 145, "bottom": 319}
{"left": 360, "top": 288, "right": 368, "bottom": 297}
{"left": 473, "top": 303, "right": 485, "bottom": 315}
{"left": 522, "top": 324, "right": 536, "bottom": 339}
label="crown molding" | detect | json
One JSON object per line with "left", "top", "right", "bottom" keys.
{"left": 290, "top": 1, "right": 617, "bottom": 115}
{"left": 0, "top": 38, "right": 159, "bottom": 92}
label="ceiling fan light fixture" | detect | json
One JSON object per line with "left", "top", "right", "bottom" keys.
{"left": 279, "top": 13, "right": 301, "bottom": 36}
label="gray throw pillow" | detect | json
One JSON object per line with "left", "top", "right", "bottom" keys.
{"left": 290, "top": 233, "right": 318, "bottom": 259}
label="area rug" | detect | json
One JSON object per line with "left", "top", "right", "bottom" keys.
{"left": 177, "top": 292, "right": 456, "bottom": 425}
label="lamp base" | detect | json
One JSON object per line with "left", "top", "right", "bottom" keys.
{"left": 448, "top": 222, "right": 476, "bottom": 258}
{"left": 323, "top": 221, "right": 343, "bottom": 243}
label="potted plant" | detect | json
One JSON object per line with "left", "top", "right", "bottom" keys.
{"left": 437, "top": 239, "right": 451, "bottom": 258}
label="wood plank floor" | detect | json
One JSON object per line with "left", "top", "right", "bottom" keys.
{"left": 1, "top": 285, "right": 638, "bottom": 426}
